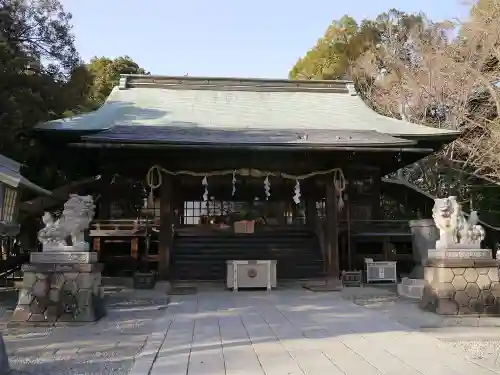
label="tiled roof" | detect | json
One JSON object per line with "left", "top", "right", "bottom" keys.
{"left": 36, "top": 75, "right": 460, "bottom": 144}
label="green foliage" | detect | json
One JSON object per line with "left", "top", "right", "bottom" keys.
{"left": 0, "top": 0, "right": 80, "bottom": 186}
{"left": 87, "top": 56, "right": 148, "bottom": 106}
{"left": 289, "top": 16, "right": 361, "bottom": 80}
{"left": 289, "top": 10, "right": 425, "bottom": 81}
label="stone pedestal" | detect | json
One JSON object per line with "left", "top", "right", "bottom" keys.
{"left": 420, "top": 258, "right": 500, "bottom": 315}
{"left": 398, "top": 277, "right": 425, "bottom": 299}
{"left": 408, "top": 219, "right": 438, "bottom": 279}
{"left": 10, "top": 252, "right": 106, "bottom": 325}
{"left": 0, "top": 333, "right": 9, "bottom": 375}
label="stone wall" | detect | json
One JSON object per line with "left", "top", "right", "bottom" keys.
{"left": 420, "top": 259, "right": 500, "bottom": 315}
{"left": 10, "top": 263, "right": 106, "bottom": 325}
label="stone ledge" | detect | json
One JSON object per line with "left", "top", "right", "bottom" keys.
{"left": 30, "top": 251, "right": 98, "bottom": 264}
{"left": 22, "top": 262, "right": 103, "bottom": 273}
{"left": 427, "top": 248, "right": 492, "bottom": 260}
{"left": 398, "top": 277, "right": 425, "bottom": 300}
{"left": 423, "top": 259, "right": 500, "bottom": 268}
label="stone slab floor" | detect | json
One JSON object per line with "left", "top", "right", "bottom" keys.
{"left": 130, "top": 290, "right": 500, "bottom": 375}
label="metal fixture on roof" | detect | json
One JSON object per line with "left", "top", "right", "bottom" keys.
{"left": 118, "top": 76, "right": 129, "bottom": 90}
{"left": 296, "top": 133, "right": 308, "bottom": 141}
{"left": 346, "top": 83, "right": 357, "bottom": 96}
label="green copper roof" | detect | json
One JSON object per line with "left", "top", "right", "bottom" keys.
{"left": 36, "top": 75, "right": 460, "bottom": 139}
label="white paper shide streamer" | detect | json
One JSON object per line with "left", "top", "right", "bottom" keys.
{"left": 202, "top": 175, "right": 208, "bottom": 201}
{"left": 293, "top": 180, "right": 301, "bottom": 205}
{"left": 264, "top": 174, "right": 271, "bottom": 200}
{"left": 232, "top": 170, "right": 236, "bottom": 196}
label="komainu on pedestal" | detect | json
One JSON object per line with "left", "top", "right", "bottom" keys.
{"left": 10, "top": 195, "right": 106, "bottom": 325}
{"left": 420, "top": 196, "right": 500, "bottom": 315}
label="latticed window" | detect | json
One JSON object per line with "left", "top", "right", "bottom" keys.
{"left": 316, "top": 200, "right": 325, "bottom": 218}
{"left": 182, "top": 200, "right": 244, "bottom": 224}
{"left": 1, "top": 185, "right": 17, "bottom": 223}
{"left": 183, "top": 201, "right": 202, "bottom": 224}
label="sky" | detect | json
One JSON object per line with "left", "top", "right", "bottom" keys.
{"left": 60, "top": 0, "right": 471, "bottom": 78}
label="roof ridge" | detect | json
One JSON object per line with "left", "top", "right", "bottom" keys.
{"left": 119, "top": 74, "right": 355, "bottom": 94}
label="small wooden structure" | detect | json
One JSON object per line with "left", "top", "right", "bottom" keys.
{"left": 0, "top": 154, "right": 51, "bottom": 280}
{"left": 33, "top": 75, "right": 460, "bottom": 281}
{"left": 341, "top": 270, "right": 363, "bottom": 287}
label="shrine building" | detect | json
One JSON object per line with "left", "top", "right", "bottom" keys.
{"left": 33, "top": 75, "right": 460, "bottom": 281}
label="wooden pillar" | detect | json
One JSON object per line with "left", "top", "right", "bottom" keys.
{"left": 306, "top": 197, "right": 316, "bottom": 228}
{"left": 158, "top": 174, "right": 173, "bottom": 280}
{"left": 305, "top": 180, "right": 317, "bottom": 228}
{"left": 131, "top": 238, "right": 139, "bottom": 259}
{"left": 326, "top": 180, "right": 339, "bottom": 278}
{"left": 93, "top": 238, "right": 101, "bottom": 253}
{"left": 277, "top": 202, "right": 287, "bottom": 225}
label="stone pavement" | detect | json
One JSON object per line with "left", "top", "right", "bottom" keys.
{"left": 0, "top": 287, "right": 169, "bottom": 375}
{"left": 130, "top": 289, "right": 500, "bottom": 375}
{"left": 351, "top": 292, "right": 500, "bottom": 370}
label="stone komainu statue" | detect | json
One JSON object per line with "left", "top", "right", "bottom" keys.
{"left": 37, "top": 194, "right": 96, "bottom": 251}
{"left": 432, "top": 196, "right": 485, "bottom": 249}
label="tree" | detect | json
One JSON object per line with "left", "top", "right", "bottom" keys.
{"left": 0, "top": 0, "right": 86, "bottom": 189}
{"left": 351, "top": 1, "right": 500, "bottom": 223}
{"left": 0, "top": 0, "right": 79, "bottom": 77}
{"left": 288, "top": 11, "right": 424, "bottom": 81}
{"left": 290, "top": 4, "right": 500, "bottom": 225}
{"left": 86, "top": 56, "right": 148, "bottom": 106}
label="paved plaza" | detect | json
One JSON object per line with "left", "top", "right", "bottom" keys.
{"left": 3, "top": 287, "right": 500, "bottom": 374}
{"left": 132, "top": 289, "right": 500, "bottom": 375}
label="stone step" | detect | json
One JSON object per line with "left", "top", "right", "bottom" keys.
{"left": 397, "top": 278, "right": 424, "bottom": 299}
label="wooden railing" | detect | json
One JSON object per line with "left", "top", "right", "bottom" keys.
{"left": 340, "top": 219, "right": 410, "bottom": 236}
{"left": 90, "top": 219, "right": 159, "bottom": 237}
{"left": 90, "top": 218, "right": 410, "bottom": 238}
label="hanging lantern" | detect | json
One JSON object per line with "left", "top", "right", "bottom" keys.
{"left": 232, "top": 170, "right": 236, "bottom": 197}
{"left": 264, "top": 174, "right": 271, "bottom": 200}
{"left": 293, "top": 180, "right": 301, "bottom": 205}
{"left": 202, "top": 175, "right": 208, "bottom": 202}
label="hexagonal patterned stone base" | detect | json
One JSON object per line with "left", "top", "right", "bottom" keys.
{"left": 420, "top": 259, "right": 500, "bottom": 315}
{"left": 9, "top": 262, "right": 106, "bottom": 325}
